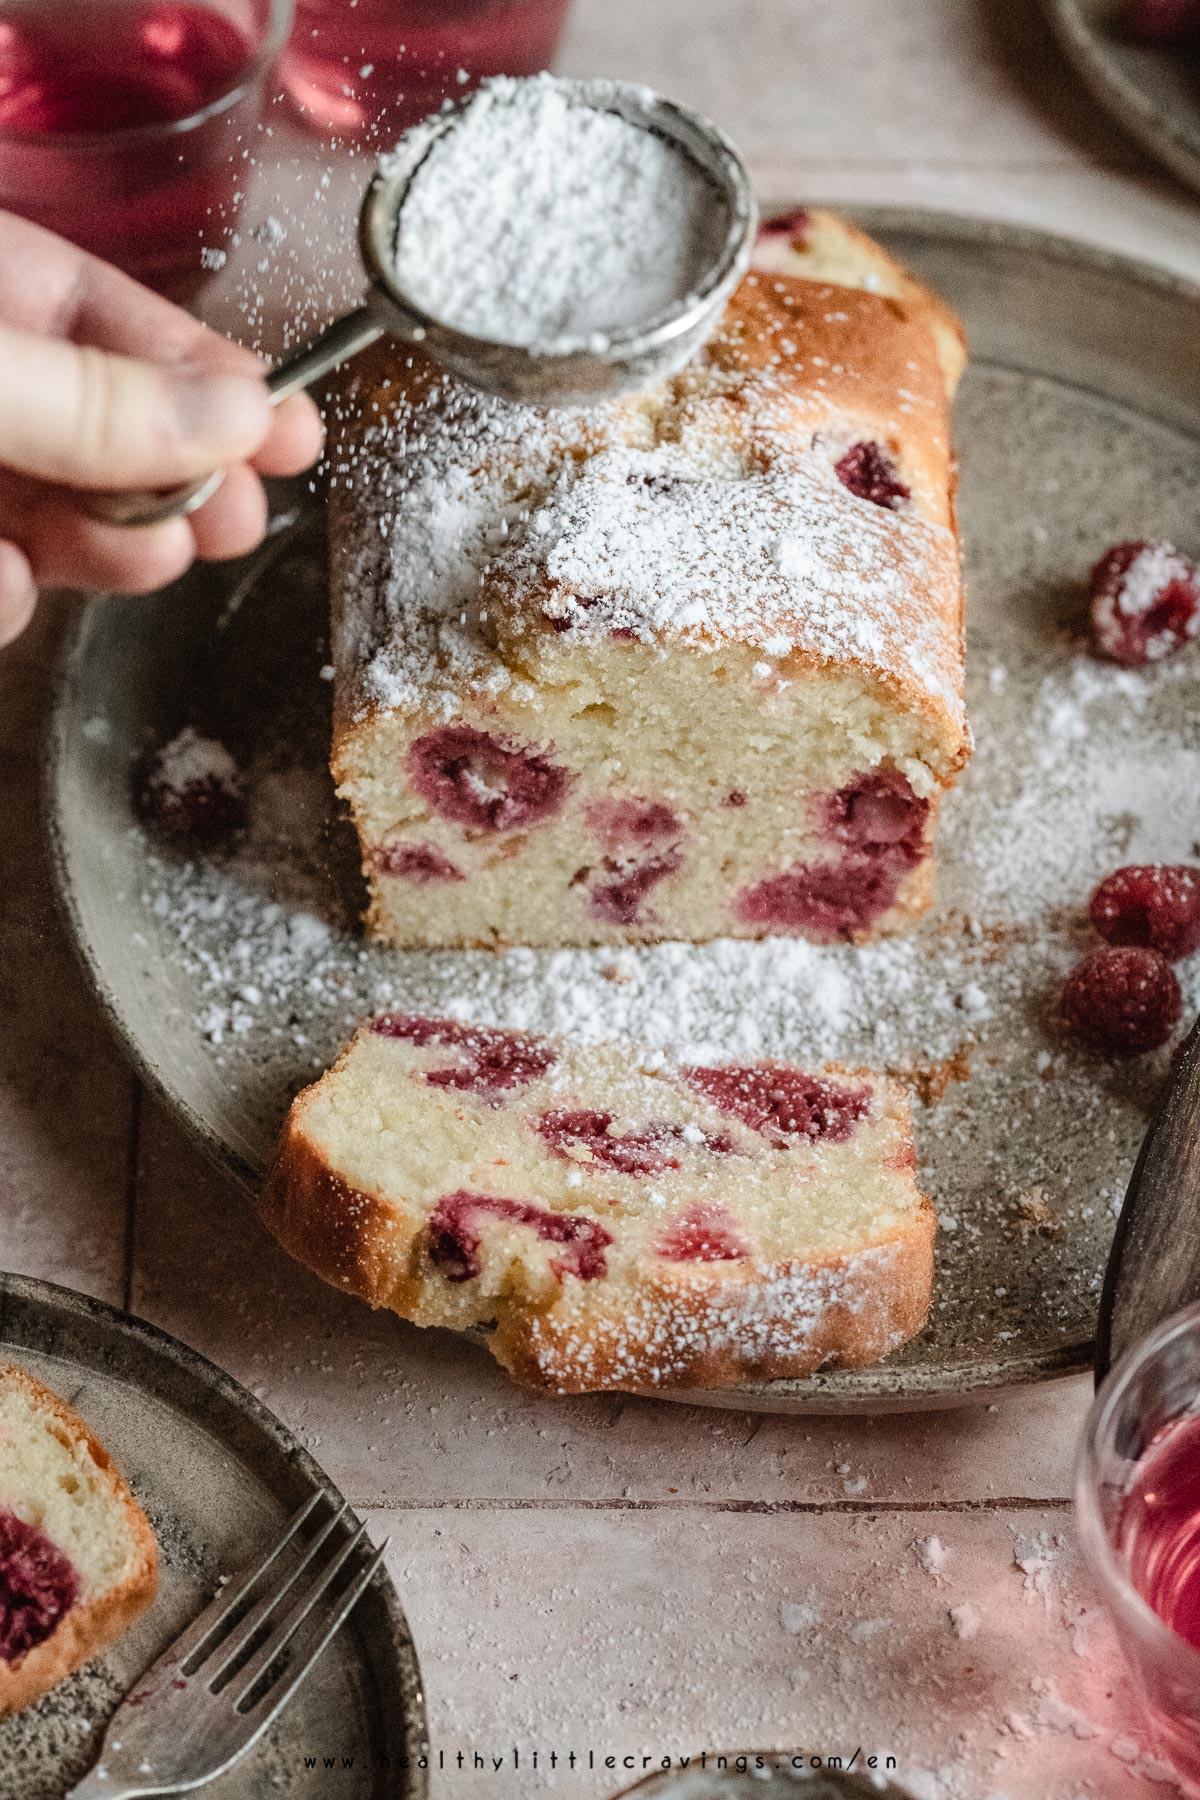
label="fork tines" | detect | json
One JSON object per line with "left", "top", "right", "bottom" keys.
{"left": 183, "top": 1493, "right": 384, "bottom": 1709}
{"left": 68, "top": 1492, "right": 389, "bottom": 1799}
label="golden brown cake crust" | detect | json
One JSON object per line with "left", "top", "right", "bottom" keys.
{"left": 0, "top": 1364, "right": 158, "bottom": 1717}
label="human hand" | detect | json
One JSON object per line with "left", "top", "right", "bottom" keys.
{"left": 0, "top": 210, "right": 325, "bottom": 647}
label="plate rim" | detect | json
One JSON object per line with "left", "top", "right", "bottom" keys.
{"left": 1042, "top": 0, "right": 1200, "bottom": 196}
{"left": 0, "top": 1267, "right": 430, "bottom": 1794}
{"left": 49, "top": 204, "right": 1200, "bottom": 1412}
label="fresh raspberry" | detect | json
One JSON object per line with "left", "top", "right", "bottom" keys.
{"left": 1088, "top": 540, "right": 1200, "bottom": 667}
{"left": 406, "top": 726, "right": 569, "bottom": 832}
{"left": 0, "top": 1510, "right": 79, "bottom": 1663}
{"left": 1090, "top": 865, "right": 1200, "bottom": 961}
{"left": 537, "top": 1110, "right": 732, "bottom": 1175}
{"left": 736, "top": 853, "right": 905, "bottom": 938}
{"left": 372, "top": 1014, "right": 555, "bottom": 1092}
{"left": 1122, "top": 0, "right": 1200, "bottom": 40}
{"left": 835, "top": 442, "right": 910, "bottom": 510}
{"left": 373, "top": 842, "right": 464, "bottom": 884}
{"left": 683, "top": 1063, "right": 870, "bottom": 1144}
{"left": 656, "top": 1203, "right": 750, "bottom": 1263}
{"left": 589, "top": 848, "right": 682, "bottom": 925}
{"left": 757, "top": 207, "right": 812, "bottom": 247}
{"left": 135, "top": 729, "right": 244, "bottom": 844}
{"left": 825, "top": 769, "right": 928, "bottom": 858}
{"left": 1060, "top": 946, "right": 1181, "bottom": 1055}
{"left": 427, "top": 1191, "right": 612, "bottom": 1283}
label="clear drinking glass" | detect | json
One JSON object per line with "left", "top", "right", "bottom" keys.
{"left": 0, "top": 0, "right": 293, "bottom": 300}
{"left": 280, "top": 0, "right": 572, "bottom": 141}
{"left": 1076, "top": 1301, "right": 1200, "bottom": 1794}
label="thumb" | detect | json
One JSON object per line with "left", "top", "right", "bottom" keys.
{"left": 0, "top": 322, "right": 272, "bottom": 491}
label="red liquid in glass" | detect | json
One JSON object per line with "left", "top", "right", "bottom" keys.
{"left": 1121, "top": 1412, "right": 1200, "bottom": 1650}
{"left": 281, "top": 0, "right": 571, "bottom": 141}
{"left": 1116, "top": 1410, "right": 1200, "bottom": 1792}
{"left": 0, "top": 4, "right": 260, "bottom": 298}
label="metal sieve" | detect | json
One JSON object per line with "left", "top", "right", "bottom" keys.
{"left": 90, "top": 78, "right": 757, "bottom": 529}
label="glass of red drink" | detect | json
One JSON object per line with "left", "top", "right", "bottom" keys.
{"left": 0, "top": 0, "right": 292, "bottom": 301}
{"left": 1078, "top": 1302, "right": 1200, "bottom": 1793}
{"left": 280, "top": 0, "right": 572, "bottom": 142}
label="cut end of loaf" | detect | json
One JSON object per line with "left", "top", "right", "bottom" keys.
{"left": 261, "top": 1018, "right": 935, "bottom": 1395}
{"left": 337, "top": 633, "right": 952, "bottom": 950}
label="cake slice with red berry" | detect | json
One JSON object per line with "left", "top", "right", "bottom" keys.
{"left": 328, "top": 207, "right": 970, "bottom": 950}
{"left": 0, "top": 1364, "right": 157, "bottom": 1715}
{"left": 261, "top": 1015, "right": 935, "bottom": 1394}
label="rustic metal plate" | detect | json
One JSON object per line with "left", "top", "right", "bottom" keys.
{"left": 0, "top": 1273, "right": 427, "bottom": 1797}
{"left": 1044, "top": 0, "right": 1200, "bottom": 195}
{"left": 46, "top": 212, "right": 1200, "bottom": 1413}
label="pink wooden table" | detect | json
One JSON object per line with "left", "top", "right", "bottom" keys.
{"left": 6, "top": 3, "right": 1199, "bottom": 1793}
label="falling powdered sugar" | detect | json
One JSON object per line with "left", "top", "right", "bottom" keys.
{"left": 389, "top": 74, "right": 728, "bottom": 350}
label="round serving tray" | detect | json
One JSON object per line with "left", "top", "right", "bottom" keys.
{"left": 1044, "top": 0, "right": 1200, "bottom": 195}
{"left": 0, "top": 1272, "right": 427, "bottom": 1796}
{"left": 46, "top": 210, "right": 1200, "bottom": 1414}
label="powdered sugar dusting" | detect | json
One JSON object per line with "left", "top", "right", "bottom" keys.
{"left": 150, "top": 727, "right": 239, "bottom": 796}
{"left": 524, "top": 1240, "right": 915, "bottom": 1391}
{"left": 390, "top": 74, "right": 728, "bottom": 351}
{"left": 504, "top": 442, "right": 959, "bottom": 711}
{"left": 329, "top": 255, "right": 965, "bottom": 739}
{"left": 1115, "top": 542, "right": 1191, "bottom": 621}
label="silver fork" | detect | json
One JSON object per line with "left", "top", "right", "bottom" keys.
{"left": 67, "top": 1493, "right": 389, "bottom": 1798}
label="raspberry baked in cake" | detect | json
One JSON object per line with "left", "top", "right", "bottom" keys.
{"left": 329, "top": 208, "right": 970, "bottom": 949}
{"left": 261, "top": 1015, "right": 935, "bottom": 1394}
{"left": 0, "top": 1364, "right": 157, "bottom": 1714}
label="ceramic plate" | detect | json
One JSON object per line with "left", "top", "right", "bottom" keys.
{"left": 47, "top": 211, "right": 1200, "bottom": 1413}
{"left": 0, "top": 1273, "right": 427, "bottom": 1797}
{"left": 1044, "top": 0, "right": 1200, "bottom": 193}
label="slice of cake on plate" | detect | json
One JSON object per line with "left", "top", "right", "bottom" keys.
{"left": 261, "top": 1015, "right": 935, "bottom": 1394}
{"left": 0, "top": 1363, "right": 158, "bottom": 1715}
{"left": 328, "top": 207, "right": 970, "bottom": 949}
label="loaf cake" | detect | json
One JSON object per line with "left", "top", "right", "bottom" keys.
{"left": 261, "top": 1014, "right": 935, "bottom": 1394}
{"left": 328, "top": 206, "right": 970, "bottom": 949}
{"left": 0, "top": 1363, "right": 157, "bottom": 1714}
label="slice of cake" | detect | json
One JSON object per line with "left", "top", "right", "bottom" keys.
{"left": 261, "top": 1016, "right": 935, "bottom": 1394}
{"left": 328, "top": 206, "right": 970, "bottom": 950}
{"left": 0, "top": 1364, "right": 158, "bottom": 1715}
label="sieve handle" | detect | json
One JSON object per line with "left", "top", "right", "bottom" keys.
{"left": 84, "top": 300, "right": 389, "bottom": 529}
